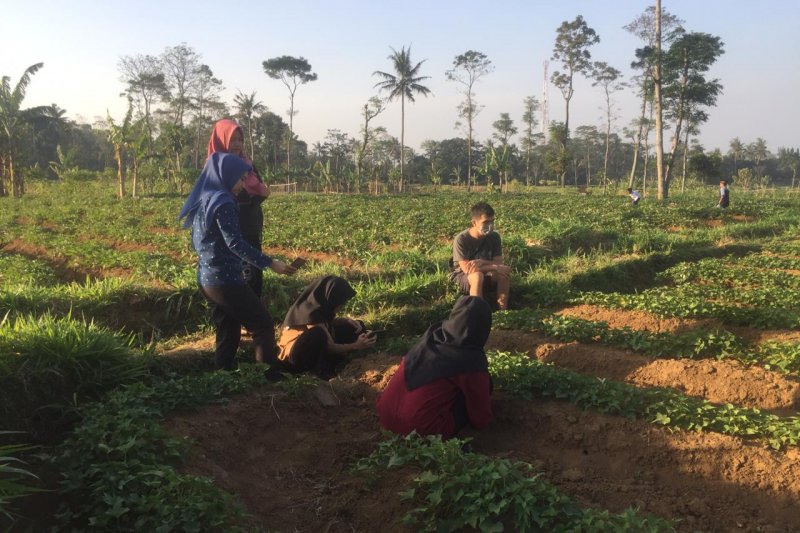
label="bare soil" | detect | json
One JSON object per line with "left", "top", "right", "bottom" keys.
{"left": 558, "top": 304, "right": 800, "bottom": 345}
{"left": 165, "top": 352, "right": 800, "bottom": 532}
{"left": 486, "top": 329, "right": 800, "bottom": 412}
{"left": 557, "top": 304, "right": 717, "bottom": 335}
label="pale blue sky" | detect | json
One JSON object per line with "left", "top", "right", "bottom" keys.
{"left": 2, "top": 0, "right": 798, "bottom": 154}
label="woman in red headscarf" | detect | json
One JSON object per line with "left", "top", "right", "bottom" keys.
{"left": 207, "top": 119, "right": 271, "bottom": 298}
{"left": 204, "top": 120, "right": 292, "bottom": 366}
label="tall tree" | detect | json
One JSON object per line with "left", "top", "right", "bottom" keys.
{"left": 550, "top": 15, "right": 599, "bottom": 187}
{"left": 624, "top": 5, "right": 683, "bottom": 190}
{"left": 591, "top": 62, "right": 624, "bottom": 191}
{"left": 160, "top": 43, "right": 202, "bottom": 127}
{"left": 355, "top": 96, "right": 386, "bottom": 188}
{"left": 373, "top": 45, "right": 431, "bottom": 192}
{"left": 662, "top": 31, "right": 724, "bottom": 188}
{"left": 233, "top": 91, "right": 266, "bottom": 157}
{"left": 491, "top": 113, "right": 517, "bottom": 148}
{"left": 653, "top": 0, "right": 666, "bottom": 200}
{"left": 262, "top": 56, "right": 318, "bottom": 175}
{"left": 0, "top": 62, "right": 48, "bottom": 197}
{"left": 520, "top": 96, "right": 540, "bottom": 186}
{"left": 118, "top": 54, "right": 166, "bottom": 154}
{"left": 189, "top": 64, "right": 223, "bottom": 167}
{"left": 445, "top": 50, "right": 493, "bottom": 190}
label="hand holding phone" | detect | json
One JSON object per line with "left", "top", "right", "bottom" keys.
{"left": 365, "top": 329, "right": 385, "bottom": 339}
{"left": 289, "top": 257, "right": 307, "bottom": 269}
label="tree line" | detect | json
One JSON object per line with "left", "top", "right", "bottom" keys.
{"left": 1, "top": 5, "right": 798, "bottom": 198}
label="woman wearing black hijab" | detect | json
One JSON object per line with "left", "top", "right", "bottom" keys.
{"left": 277, "top": 276, "right": 375, "bottom": 377}
{"left": 376, "top": 296, "right": 493, "bottom": 438}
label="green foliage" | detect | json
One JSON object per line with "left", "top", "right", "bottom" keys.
{"left": 0, "top": 432, "right": 38, "bottom": 520}
{"left": 0, "top": 313, "right": 145, "bottom": 440}
{"left": 357, "top": 433, "right": 674, "bottom": 532}
{"left": 52, "top": 366, "right": 267, "bottom": 531}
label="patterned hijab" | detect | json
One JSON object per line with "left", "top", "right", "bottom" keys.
{"left": 179, "top": 152, "right": 251, "bottom": 229}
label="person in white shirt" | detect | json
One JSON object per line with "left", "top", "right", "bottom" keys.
{"left": 627, "top": 188, "right": 641, "bottom": 206}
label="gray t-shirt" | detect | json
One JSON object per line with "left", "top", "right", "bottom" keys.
{"left": 451, "top": 229, "right": 502, "bottom": 275}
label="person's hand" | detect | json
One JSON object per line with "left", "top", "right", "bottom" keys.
{"left": 270, "top": 259, "right": 297, "bottom": 276}
{"left": 353, "top": 333, "right": 377, "bottom": 350}
{"left": 345, "top": 318, "right": 364, "bottom": 333}
{"left": 493, "top": 264, "right": 511, "bottom": 277}
{"left": 463, "top": 260, "right": 479, "bottom": 274}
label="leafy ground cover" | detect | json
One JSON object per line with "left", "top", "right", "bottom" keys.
{"left": 1, "top": 183, "right": 799, "bottom": 530}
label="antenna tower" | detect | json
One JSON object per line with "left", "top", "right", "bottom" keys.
{"left": 541, "top": 60, "right": 550, "bottom": 142}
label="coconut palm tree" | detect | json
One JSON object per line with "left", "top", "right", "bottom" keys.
{"left": 233, "top": 91, "right": 266, "bottom": 157}
{"left": 0, "top": 62, "right": 49, "bottom": 197}
{"left": 373, "top": 46, "right": 431, "bottom": 192}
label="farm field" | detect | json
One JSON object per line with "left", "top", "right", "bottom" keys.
{"left": 2, "top": 180, "right": 800, "bottom": 532}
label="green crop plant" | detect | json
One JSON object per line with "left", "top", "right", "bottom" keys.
{"left": 356, "top": 433, "right": 674, "bottom": 532}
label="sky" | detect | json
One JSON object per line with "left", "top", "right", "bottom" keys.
{"left": 2, "top": 0, "right": 798, "bottom": 155}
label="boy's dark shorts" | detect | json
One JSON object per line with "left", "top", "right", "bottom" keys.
{"left": 451, "top": 271, "right": 498, "bottom": 295}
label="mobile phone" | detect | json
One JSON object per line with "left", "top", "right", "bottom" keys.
{"left": 366, "top": 329, "right": 385, "bottom": 339}
{"left": 289, "top": 257, "right": 307, "bottom": 269}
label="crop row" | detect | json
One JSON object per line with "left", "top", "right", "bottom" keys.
{"left": 494, "top": 309, "right": 800, "bottom": 375}
{"left": 490, "top": 352, "right": 800, "bottom": 450}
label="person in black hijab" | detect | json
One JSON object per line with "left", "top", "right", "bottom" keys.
{"left": 376, "top": 296, "right": 493, "bottom": 438}
{"left": 277, "top": 276, "right": 375, "bottom": 377}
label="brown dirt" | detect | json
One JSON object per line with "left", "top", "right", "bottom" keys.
{"left": 486, "top": 330, "right": 800, "bottom": 411}
{"left": 728, "top": 327, "right": 800, "bottom": 345}
{"left": 556, "top": 304, "right": 717, "bottom": 335}
{"left": 165, "top": 353, "right": 410, "bottom": 533}
{"left": 705, "top": 219, "right": 725, "bottom": 228}
{"left": 557, "top": 304, "right": 800, "bottom": 346}
{"left": 166, "top": 353, "right": 800, "bottom": 532}
{"left": 148, "top": 226, "right": 182, "bottom": 236}
{"left": 470, "top": 396, "right": 800, "bottom": 533}
{"left": 73, "top": 234, "right": 185, "bottom": 262}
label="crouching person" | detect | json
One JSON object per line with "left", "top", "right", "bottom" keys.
{"left": 277, "top": 276, "right": 375, "bottom": 378}
{"left": 376, "top": 296, "right": 493, "bottom": 439}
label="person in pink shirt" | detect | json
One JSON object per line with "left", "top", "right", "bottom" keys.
{"left": 376, "top": 296, "right": 493, "bottom": 439}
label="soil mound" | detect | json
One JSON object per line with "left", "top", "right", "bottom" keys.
{"left": 557, "top": 304, "right": 716, "bottom": 335}
{"left": 487, "top": 330, "right": 800, "bottom": 411}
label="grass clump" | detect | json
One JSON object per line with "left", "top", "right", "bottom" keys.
{"left": 0, "top": 313, "right": 145, "bottom": 441}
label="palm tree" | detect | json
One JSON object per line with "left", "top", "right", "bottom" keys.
{"left": 373, "top": 46, "right": 431, "bottom": 192}
{"left": 233, "top": 90, "right": 266, "bottom": 157}
{"left": 0, "top": 62, "right": 48, "bottom": 197}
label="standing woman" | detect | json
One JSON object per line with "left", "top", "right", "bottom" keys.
{"left": 376, "top": 296, "right": 493, "bottom": 439}
{"left": 179, "top": 152, "right": 295, "bottom": 370}
{"left": 277, "top": 276, "right": 375, "bottom": 377}
{"left": 207, "top": 119, "right": 270, "bottom": 301}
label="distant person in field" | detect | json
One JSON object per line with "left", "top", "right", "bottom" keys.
{"left": 179, "top": 153, "right": 296, "bottom": 371}
{"left": 450, "top": 202, "right": 510, "bottom": 310}
{"left": 718, "top": 180, "right": 730, "bottom": 209}
{"left": 277, "top": 276, "right": 375, "bottom": 378}
{"left": 627, "top": 187, "right": 641, "bottom": 206}
{"left": 376, "top": 296, "right": 493, "bottom": 439}
{"left": 207, "top": 119, "right": 270, "bottom": 304}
